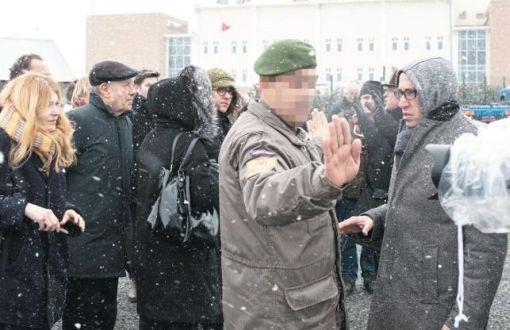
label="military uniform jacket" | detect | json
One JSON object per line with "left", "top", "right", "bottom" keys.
{"left": 219, "top": 101, "right": 346, "bottom": 329}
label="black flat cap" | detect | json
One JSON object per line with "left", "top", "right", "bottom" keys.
{"left": 89, "top": 60, "right": 138, "bottom": 86}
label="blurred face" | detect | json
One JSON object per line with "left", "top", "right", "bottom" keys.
{"left": 38, "top": 92, "right": 61, "bottom": 131}
{"left": 260, "top": 68, "right": 318, "bottom": 128}
{"left": 29, "top": 59, "right": 50, "bottom": 76}
{"left": 398, "top": 73, "right": 421, "bottom": 128}
{"left": 212, "top": 86, "right": 234, "bottom": 113}
{"left": 135, "top": 77, "right": 158, "bottom": 99}
{"left": 360, "top": 94, "right": 375, "bottom": 109}
{"left": 383, "top": 86, "right": 399, "bottom": 110}
{"left": 100, "top": 78, "right": 136, "bottom": 115}
{"left": 345, "top": 86, "right": 359, "bottom": 103}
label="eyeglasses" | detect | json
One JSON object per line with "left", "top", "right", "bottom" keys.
{"left": 214, "top": 87, "right": 234, "bottom": 97}
{"left": 396, "top": 88, "right": 418, "bottom": 101}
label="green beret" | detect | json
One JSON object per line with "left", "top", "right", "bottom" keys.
{"left": 207, "top": 68, "right": 235, "bottom": 89}
{"left": 254, "top": 39, "right": 317, "bottom": 76}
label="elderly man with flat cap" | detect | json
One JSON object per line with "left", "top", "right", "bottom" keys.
{"left": 63, "top": 60, "right": 138, "bottom": 330}
{"left": 219, "top": 39, "right": 361, "bottom": 329}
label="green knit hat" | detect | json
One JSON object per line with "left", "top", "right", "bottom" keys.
{"left": 207, "top": 68, "right": 235, "bottom": 89}
{"left": 254, "top": 39, "right": 317, "bottom": 76}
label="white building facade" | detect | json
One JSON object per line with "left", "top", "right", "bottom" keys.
{"left": 192, "top": 0, "right": 453, "bottom": 89}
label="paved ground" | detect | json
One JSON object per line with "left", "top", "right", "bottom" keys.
{"left": 56, "top": 245, "right": 509, "bottom": 329}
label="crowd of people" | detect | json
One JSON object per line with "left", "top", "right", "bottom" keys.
{"left": 0, "top": 39, "right": 507, "bottom": 330}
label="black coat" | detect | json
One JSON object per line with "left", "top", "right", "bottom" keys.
{"left": 134, "top": 75, "right": 222, "bottom": 324}
{"left": 207, "top": 111, "right": 231, "bottom": 161}
{"left": 353, "top": 105, "right": 394, "bottom": 214}
{"left": 0, "top": 129, "right": 70, "bottom": 328}
{"left": 65, "top": 92, "right": 133, "bottom": 278}
{"left": 372, "top": 105, "right": 402, "bottom": 148}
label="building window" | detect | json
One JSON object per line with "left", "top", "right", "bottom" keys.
{"left": 392, "top": 37, "right": 398, "bottom": 51}
{"left": 213, "top": 41, "right": 219, "bottom": 54}
{"left": 357, "top": 68, "right": 363, "bottom": 81}
{"left": 168, "top": 36, "right": 191, "bottom": 77}
{"left": 437, "top": 36, "right": 444, "bottom": 50}
{"left": 231, "top": 69, "right": 237, "bottom": 80}
{"left": 458, "top": 29, "right": 486, "bottom": 85}
{"left": 404, "top": 37, "right": 410, "bottom": 51}
{"left": 336, "top": 38, "right": 343, "bottom": 52}
{"left": 425, "top": 36, "right": 431, "bottom": 50}
{"left": 203, "top": 42, "right": 208, "bottom": 54}
{"left": 241, "top": 69, "right": 247, "bottom": 82}
{"left": 336, "top": 68, "right": 342, "bottom": 82}
{"left": 232, "top": 41, "right": 237, "bottom": 54}
{"left": 242, "top": 40, "right": 248, "bottom": 53}
{"left": 357, "top": 38, "right": 363, "bottom": 51}
{"left": 369, "top": 38, "right": 374, "bottom": 51}
{"left": 325, "top": 38, "right": 332, "bottom": 52}
{"left": 262, "top": 40, "right": 269, "bottom": 49}
{"left": 325, "top": 68, "right": 332, "bottom": 82}
{"left": 368, "top": 68, "right": 375, "bottom": 80}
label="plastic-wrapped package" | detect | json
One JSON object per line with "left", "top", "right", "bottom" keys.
{"left": 434, "top": 117, "right": 510, "bottom": 327}
{"left": 438, "top": 117, "right": 510, "bottom": 234}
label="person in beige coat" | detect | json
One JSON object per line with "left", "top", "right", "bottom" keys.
{"left": 218, "top": 39, "right": 361, "bottom": 329}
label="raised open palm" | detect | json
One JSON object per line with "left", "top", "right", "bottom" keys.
{"left": 322, "top": 115, "right": 362, "bottom": 188}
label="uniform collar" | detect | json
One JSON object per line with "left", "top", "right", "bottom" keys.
{"left": 248, "top": 101, "right": 307, "bottom": 146}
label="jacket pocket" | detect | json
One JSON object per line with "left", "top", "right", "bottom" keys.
{"left": 284, "top": 274, "right": 338, "bottom": 312}
{"left": 421, "top": 244, "right": 439, "bottom": 304}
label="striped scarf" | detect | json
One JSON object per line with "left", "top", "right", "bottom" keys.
{"left": 0, "top": 106, "right": 56, "bottom": 163}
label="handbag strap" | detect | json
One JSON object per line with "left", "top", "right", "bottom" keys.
{"left": 178, "top": 137, "right": 200, "bottom": 171}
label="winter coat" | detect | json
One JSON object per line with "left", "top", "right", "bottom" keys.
{"left": 128, "top": 94, "right": 157, "bottom": 267}
{"left": 207, "top": 111, "right": 232, "bottom": 161}
{"left": 362, "top": 58, "right": 507, "bottom": 330}
{"left": 134, "top": 69, "right": 222, "bottom": 324}
{"left": 352, "top": 104, "right": 393, "bottom": 214}
{"left": 65, "top": 92, "right": 133, "bottom": 278}
{"left": 327, "top": 96, "right": 354, "bottom": 121}
{"left": 372, "top": 105, "right": 402, "bottom": 148}
{"left": 0, "top": 129, "right": 72, "bottom": 328}
{"left": 219, "top": 100, "right": 346, "bottom": 329}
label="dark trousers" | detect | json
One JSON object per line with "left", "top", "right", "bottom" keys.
{"left": 139, "top": 316, "right": 222, "bottom": 330}
{"left": 335, "top": 198, "right": 379, "bottom": 281}
{"left": 0, "top": 324, "right": 48, "bottom": 330}
{"left": 62, "top": 277, "right": 119, "bottom": 330}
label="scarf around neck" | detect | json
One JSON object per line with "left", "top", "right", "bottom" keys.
{"left": 0, "top": 106, "right": 56, "bottom": 164}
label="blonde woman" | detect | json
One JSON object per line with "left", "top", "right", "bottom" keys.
{"left": 70, "top": 76, "right": 92, "bottom": 108}
{"left": 0, "top": 73, "right": 85, "bottom": 330}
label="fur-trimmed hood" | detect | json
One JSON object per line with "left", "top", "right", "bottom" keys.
{"left": 147, "top": 66, "right": 218, "bottom": 141}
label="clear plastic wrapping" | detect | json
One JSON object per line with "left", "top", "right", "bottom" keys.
{"left": 438, "top": 118, "right": 510, "bottom": 234}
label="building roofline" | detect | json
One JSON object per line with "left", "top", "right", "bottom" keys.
{"left": 86, "top": 12, "right": 188, "bottom": 24}
{"left": 196, "top": 0, "right": 449, "bottom": 11}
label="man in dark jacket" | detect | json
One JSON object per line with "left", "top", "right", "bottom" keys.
{"left": 327, "top": 82, "right": 359, "bottom": 120}
{"left": 371, "top": 71, "right": 403, "bottom": 148}
{"left": 127, "top": 69, "right": 159, "bottom": 303}
{"left": 339, "top": 58, "right": 507, "bottom": 330}
{"left": 63, "top": 60, "right": 137, "bottom": 330}
{"left": 338, "top": 81, "right": 394, "bottom": 294}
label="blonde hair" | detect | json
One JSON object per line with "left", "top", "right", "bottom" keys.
{"left": 0, "top": 73, "right": 76, "bottom": 172}
{"left": 71, "top": 76, "right": 92, "bottom": 108}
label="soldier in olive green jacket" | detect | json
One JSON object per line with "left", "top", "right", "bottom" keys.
{"left": 219, "top": 39, "right": 362, "bottom": 329}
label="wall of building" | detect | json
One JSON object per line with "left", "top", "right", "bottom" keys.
{"left": 86, "top": 13, "right": 188, "bottom": 76}
{"left": 194, "top": 0, "right": 452, "bottom": 88}
{"left": 487, "top": 0, "right": 510, "bottom": 87}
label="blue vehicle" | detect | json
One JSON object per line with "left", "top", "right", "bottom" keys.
{"left": 500, "top": 87, "right": 510, "bottom": 101}
{"left": 462, "top": 103, "right": 510, "bottom": 123}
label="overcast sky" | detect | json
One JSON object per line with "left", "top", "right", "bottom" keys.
{"left": 0, "top": 0, "right": 213, "bottom": 76}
